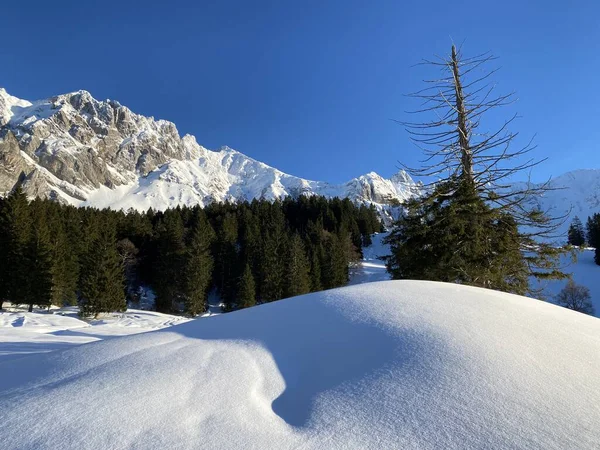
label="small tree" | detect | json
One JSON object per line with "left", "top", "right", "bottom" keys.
{"left": 555, "top": 280, "right": 595, "bottom": 315}
{"left": 567, "top": 216, "right": 585, "bottom": 246}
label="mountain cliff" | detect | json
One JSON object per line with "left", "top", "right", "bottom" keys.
{"left": 0, "top": 87, "right": 597, "bottom": 236}
{"left": 0, "top": 88, "right": 420, "bottom": 215}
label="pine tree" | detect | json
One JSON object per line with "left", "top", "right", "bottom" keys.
{"left": 79, "top": 223, "right": 126, "bottom": 318}
{"left": 236, "top": 262, "right": 256, "bottom": 309}
{"left": 284, "top": 234, "right": 311, "bottom": 298}
{"left": 567, "top": 216, "right": 586, "bottom": 246}
{"left": 182, "top": 211, "right": 215, "bottom": 316}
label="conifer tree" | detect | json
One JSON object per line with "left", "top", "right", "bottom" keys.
{"left": 48, "top": 208, "right": 78, "bottom": 306}
{"left": 153, "top": 212, "right": 186, "bottom": 312}
{"left": 567, "top": 216, "right": 586, "bottom": 246}
{"left": 79, "top": 222, "right": 126, "bottom": 318}
{"left": 259, "top": 205, "right": 287, "bottom": 301}
{"left": 321, "top": 232, "right": 348, "bottom": 289}
{"left": 308, "top": 250, "right": 322, "bottom": 292}
{"left": 386, "top": 45, "right": 567, "bottom": 294}
{"left": 25, "top": 207, "right": 53, "bottom": 311}
{"left": 0, "top": 197, "right": 9, "bottom": 310}
{"left": 213, "top": 212, "right": 240, "bottom": 309}
{"left": 182, "top": 211, "right": 215, "bottom": 316}
{"left": 237, "top": 262, "right": 256, "bottom": 309}
{"left": 586, "top": 213, "right": 600, "bottom": 248}
{"left": 0, "top": 186, "right": 31, "bottom": 308}
{"left": 284, "top": 234, "right": 311, "bottom": 298}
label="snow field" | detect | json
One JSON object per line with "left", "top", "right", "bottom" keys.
{"left": 1, "top": 281, "right": 599, "bottom": 449}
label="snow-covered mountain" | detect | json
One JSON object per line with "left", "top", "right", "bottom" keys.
{"left": 1, "top": 87, "right": 599, "bottom": 235}
{"left": 1, "top": 281, "right": 599, "bottom": 448}
{"left": 0, "top": 87, "right": 420, "bottom": 216}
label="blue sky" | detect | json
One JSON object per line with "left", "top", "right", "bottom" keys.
{"left": 2, "top": 0, "right": 599, "bottom": 183}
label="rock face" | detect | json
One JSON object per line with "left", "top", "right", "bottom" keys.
{"left": 0, "top": 87, "right": 421, "bottom": 214}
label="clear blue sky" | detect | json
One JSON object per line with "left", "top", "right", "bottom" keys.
{"left": 2, "top": 0, "right": 599, "bottom": 183}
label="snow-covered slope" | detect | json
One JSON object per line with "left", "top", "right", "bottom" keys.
{"left": 0, "top": 88, "right": 420, "bottom": 216}
{"left": 1, "top": 281, "right": 598, "bottom": 449}
{"left": 0, "top": 307, "right": 189, "bottom": 363}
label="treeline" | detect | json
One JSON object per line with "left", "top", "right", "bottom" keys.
{"left": 569, "top": 214, "right": 600, "bottom": 264}
{"left": 0, "top": 187, "right": 381, "bottom": 316}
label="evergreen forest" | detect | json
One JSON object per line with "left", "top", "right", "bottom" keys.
{"left": 0, "top": 187, "right": 381, "bottom": 317}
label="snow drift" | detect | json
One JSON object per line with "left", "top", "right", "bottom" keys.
{"left": 1, "top": 280, "right": 599, "bottom": 449}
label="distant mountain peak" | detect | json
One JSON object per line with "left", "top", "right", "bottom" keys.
{"left": 0, "top": 86, "right": 594, "bottom": 235}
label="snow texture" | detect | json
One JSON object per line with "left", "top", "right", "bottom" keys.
{"left": 1, "top": 281, "right": 599, "bottom": 449}
{"left": 0, "top": 307, "right": 189, "bottom": 363}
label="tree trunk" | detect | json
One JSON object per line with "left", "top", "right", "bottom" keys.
{"left": 451, "top": 45, "right": 473, "bottom": 183}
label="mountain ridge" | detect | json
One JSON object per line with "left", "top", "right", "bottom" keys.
{"left": 0, "top": 88, "right": 420, "bottom": 217}
{"left": 1, "top": 87, "right": 598, "bottom": 236}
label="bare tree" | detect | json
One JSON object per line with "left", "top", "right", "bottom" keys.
{"left": 556, "top": 280, "right": 595, "bottom": 315}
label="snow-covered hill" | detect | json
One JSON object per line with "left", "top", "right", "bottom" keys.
{"left": 1, "top": 281, "right": 598, "bottom": 449}
{"left": 0, "top": 307, "right": 189, "bottom": 363}
{"left": 0, "top": 87, "right": 420, "bottom": 218}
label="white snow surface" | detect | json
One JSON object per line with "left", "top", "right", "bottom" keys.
{"left": 349, "top": 232, "right": 391, "bottom": 285}
{"left": 1, "top": 281, "right": 599, "bottom": 449}
{"left": 0, "top": 307, "right": 189, "bottom": 363}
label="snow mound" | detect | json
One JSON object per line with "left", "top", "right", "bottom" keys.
{"left": 1, "top": 281, "right": 599, "bottom": 449}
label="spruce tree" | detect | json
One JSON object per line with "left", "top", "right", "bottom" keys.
{"left": 213, "top": 212, "right": 240, "bottom": 310}
{"left": 237, "top": 262, "right": 256, "bottom": 309}
{"left": 182, "top": 211, "right": 215, "bottom": 316}
{"left": 25, "top": 208, "right": 53, "bottom": 311}
{"left": 259, "top": 205, "right": 286, "bottom": 302}
{"left": 309, "top": 244, "right": 323, "bottom": 292}
{"left": 586, "top": 213, "right": 600, "bottom": 248}
{"left": 79, "top": 223, "right": 126, "bottom": 318}
{"left": 0, "top": 197, "right": 9, "bottom": 310}
{"left": 321, "top": 232, "right": 347, "bottom": 289}
{"left": 567, "top": 216, "right": 585, "bottom": 246}
{"left": 284, "top": 234, "right": 311, "bottom": 298}
{"left": 386, "top": 45, "right": 567, "bottom": 294}
{"left": 152, "top": 212, "right": 186, "bottom": 313}
{"left": 0, "top": 186, "right": 31, "bottom": 308}
{"left": 48, "top": 208, "right": 79, "bottom": 306}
